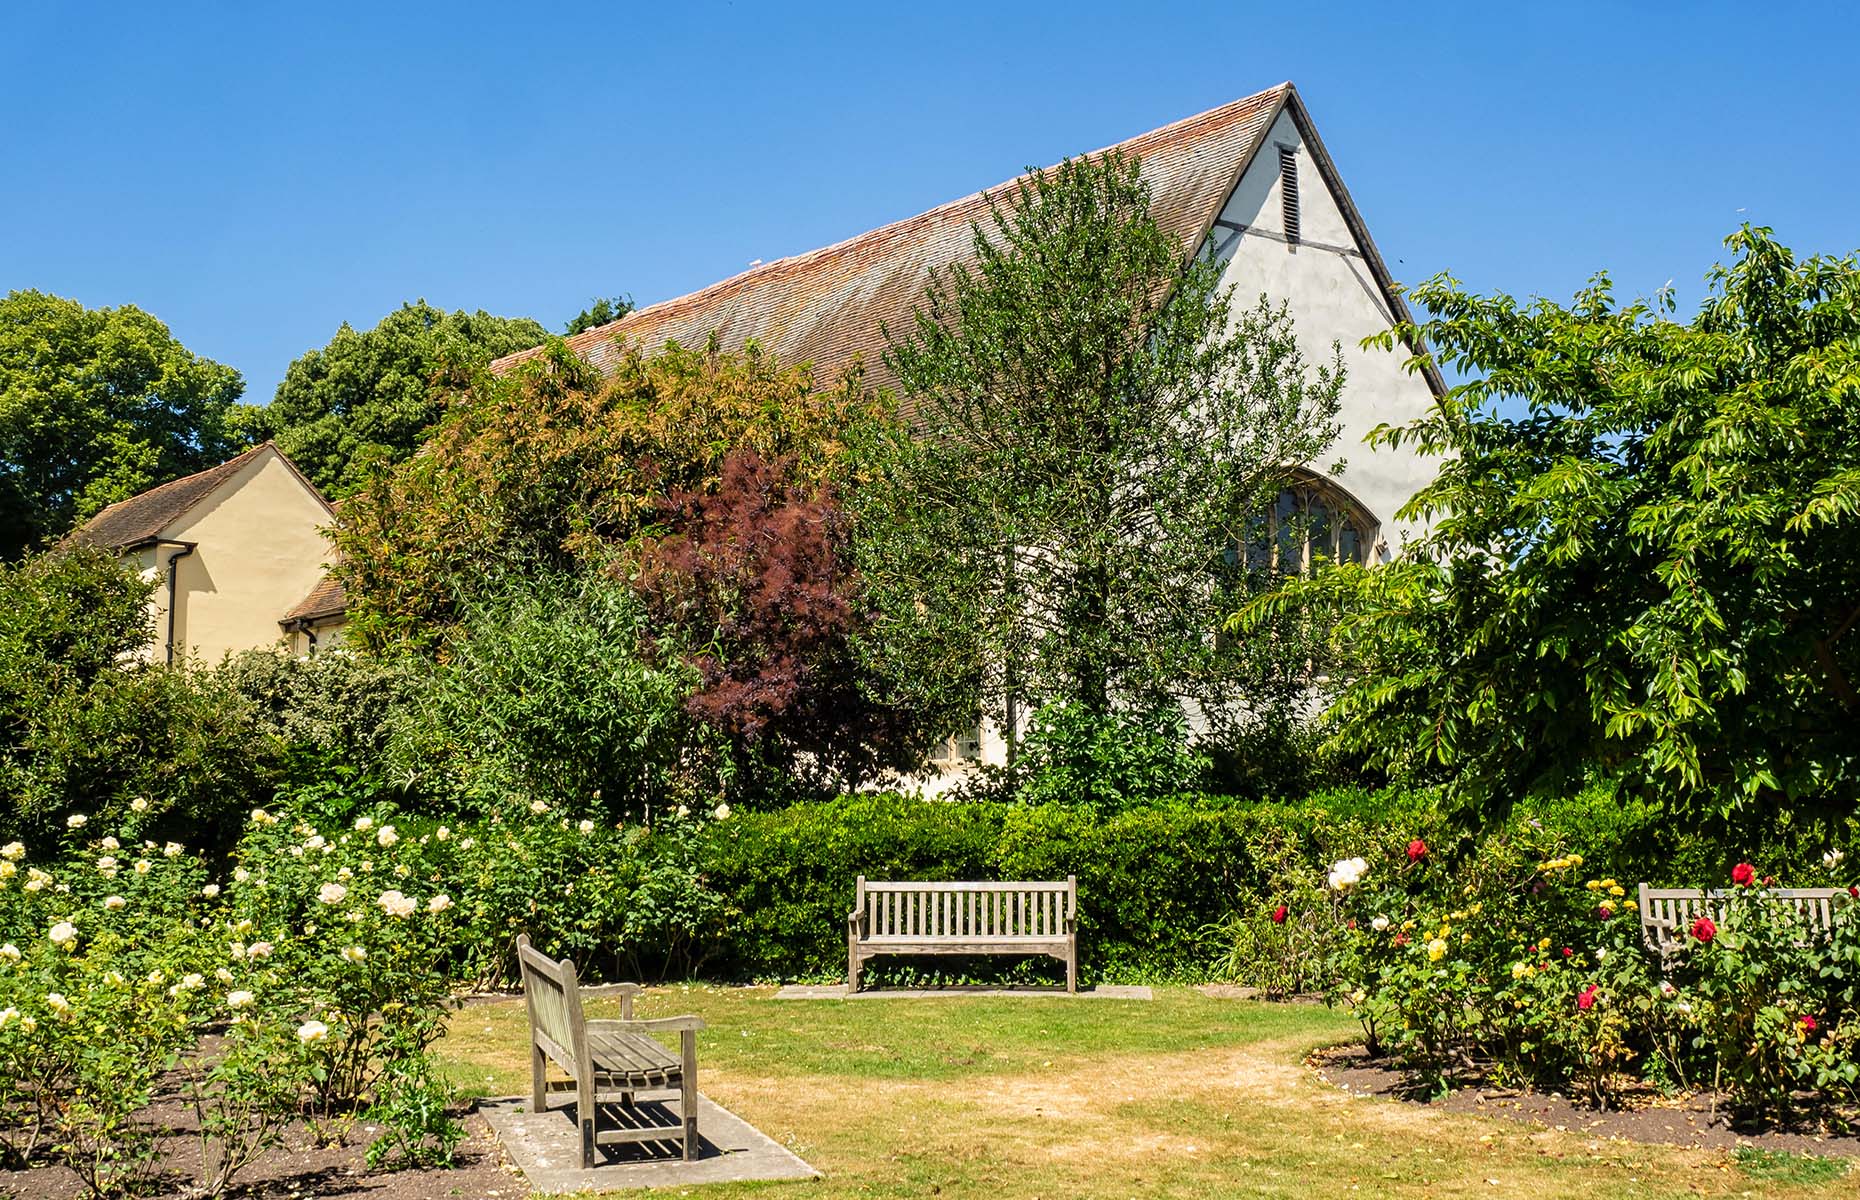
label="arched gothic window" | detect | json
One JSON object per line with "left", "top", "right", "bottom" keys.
{"left": 1225, "top": 472, "right": 1381, "bottom": 576}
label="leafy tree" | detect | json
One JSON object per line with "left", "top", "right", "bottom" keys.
{"left": 852, "top": 151, "right": 1345, "bottom": 741}
{"left": 565, "top": 295, "right": 635, "bottom": 335}
{"left": 0, "top": 290, "right": 247, "bottom": 556}
{"left": 634, "top": 450, "right": 934, "bottom": 795}
{"left": 0, "top": 546, "right": 266, "bottom": 844}
{"left": 1239, "top": 227, "right": 1860, "bottom": 820}
{"left": 256, "top": 301, "right": 550, "bottom": 497}
{"left": 333, "top": 340, "right": 878, "bottom": 649}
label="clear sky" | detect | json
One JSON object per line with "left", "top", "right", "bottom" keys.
{"left": 4, "top": 2, "right": 1856, "bottom": 406}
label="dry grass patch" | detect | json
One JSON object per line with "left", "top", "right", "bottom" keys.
{"left": 437, "top": 987, "right": 1851, "bottom": 1199}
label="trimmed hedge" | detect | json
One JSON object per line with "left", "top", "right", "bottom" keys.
{"left": 700, "top": 790, "right": 1450, "bottom": 982}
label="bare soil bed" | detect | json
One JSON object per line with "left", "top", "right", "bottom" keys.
{"left": 1, "top": 1103, "right": 520, "bottom": 1200}
{"left": 1311, "top": 1043, "right": 1860, "bottom": 1159}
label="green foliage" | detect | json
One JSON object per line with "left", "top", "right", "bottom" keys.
{"left": 212, "top": 647, "right": 416, "bottom": 771}
{"left": 256, "top": 300, "right": 550, "bottom": 498}
{"left": 1242, "top": 227, "right": 1860, "bottom": 821}
{"left": 0, "top": 290, "right": 248, "bottom": 556}
{"left": 334, "top": 340, "right": 877, "bottom": 648}
{"left": 391, "top": 572, "right": 705, "bottom": 820}
{"left": 957, "top": 702, "right": 1211, "bottom": 809}
{"left": 0, "top": 548, "right": 267, "bottom": 845}
{"left": 563, "top": 295, "right": 634, "bottom": 335}
{"left": 855, "top": 149, "right": 1344, "bottom": 738}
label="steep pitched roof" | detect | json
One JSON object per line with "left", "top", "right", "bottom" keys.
{"left": 281, "top": 573, "right": 347, "bottom": 625}
{"left": 69, "top": 443, "right": 276, "bottom": 550}
{"left": 493, "top": 84, "right": 1319, "bottom": 395}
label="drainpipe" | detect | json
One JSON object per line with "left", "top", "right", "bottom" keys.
{"left": 163, "top": 542, "right": 196, "bottom": 666}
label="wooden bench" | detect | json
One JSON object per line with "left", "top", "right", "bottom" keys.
{"left": 847, "top": 876, "right": 1078, "bottom": 993}
{"left": 1636, "top": 885, "right": 1845, "bottom": 962}
{"left": 515, "top": 935, "right": 705, "bottom": 1166}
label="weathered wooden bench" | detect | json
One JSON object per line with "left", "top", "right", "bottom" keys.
{"left": 1636, "top": 885, "right": 1845, "bottom": 962}
{"left": 847, "top": 876, "right": 1078, "bottom": 993}
{"left": 515, "top": 934, "right": 705, "bottom": 1166}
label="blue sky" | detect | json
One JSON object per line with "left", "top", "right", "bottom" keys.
{"left": 4, "top": 2, "right": 1856, "bottom": 406}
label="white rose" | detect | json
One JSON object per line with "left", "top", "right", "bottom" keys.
{"left": 1370, "top": 915, "right": 1390, "bottom": 932}
{"left": 341, "top": 946, "right": 367, "bottom": 963}
{"left": 97, "top": 856, "right": 117, "bottom": 873}
{"left": 103, "top": 895, "right": 126, "bottom": 911}
{"left": 305, "top": 835, "right": 327, "bottom": 851}
{"left": 0, "top": 842, "right": 22, "bottom": 861}
{"left": 1825, "top": 849, "right": 1845, "bottom": 869}
{"left": 427, "top": 893, "right": 453, "bottom": 914}
{"left": 250, "top": 808, "right": 278, "bottom": 826}
{"left": 317, "top": 883, "right": 348, "bottom": 905}
{"left": 66, "top": 814, "right": 88, "bottom": 829}
{"left": 180, "top": 973, "right": 204, "bottom": 990}
{"left": 232, "top": 867, "right": 250, "bottom": 884}
{"left": 134, "top": 859, "right": 151, "bottom": 876}
{"left": 48, "top": 921, "right": 77, "bottom": 949}
{"left": 458, "top": 838, "right": 475, "bottom": 851}
{"left": 0, "top": 944, "right": 17, "bottom": 962}
{"left": 529, "top": 800, "right": 548, "bottom": 815}
{"left": 713, "top": 803, "right": 731, "bottom": 821}
{"left": 46, "top": 992, "right": 72, "bottom": 1016}
{"left": 577, "top": 820, "right": 595, "bottom": 835}
{"left": 434, "top": 826, "right": 451, "bottom": 842}
{"left": 353, "top": 816, "right": 374, "bottom": 832}
{"left": 297, "top": 1019, "right": 329, "bottom": 1043}
{"left": 226, "top": 990, "right": 254, "bottom": 1009}
{"left": 130, "top": 797, "right": 150, "bottom": 813}
{"left": 0, "top": 1007, "right": 16, "bottom": 1027}
{"left": 375, "top": 890, "right": 416, "bottom": 918}
{"left": 163, "top": 842, "right": 183, "bottom": 858}
{"left": 201, "top": 884, "right": 221, "bottom": 899}
{"left": 376, "top": 825, "right": 399, "bottom": 848}
{"left": 215, "top": 967, "right": 234, "bottom": 983}
{"left": 247, "top": 941, "right": 274, "bottom": 961}
{"left": 100, "top": 836, "right": 119, "bottom": 851}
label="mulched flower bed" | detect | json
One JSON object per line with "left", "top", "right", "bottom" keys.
{"left": 1310, "top": 1044, "right": 1860, "bottom": 1159}
{"left": 0, "top": 1103, "right": 521, "bottom": 1200}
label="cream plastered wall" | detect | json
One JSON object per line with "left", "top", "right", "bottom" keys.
{"left": 159, "top": 449, "right": 337, "bottom": 664}
{"left": 918, "top": 108, "right": 1440, "bottom": 782}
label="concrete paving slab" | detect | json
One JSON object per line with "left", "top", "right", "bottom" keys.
{"left": 773, "top": 983, "right": 1152, "bottom": 1000}
{"left": 480, "top": 1093, "right": 818, "bottom": 1194}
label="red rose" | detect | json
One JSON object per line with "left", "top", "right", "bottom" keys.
{"left": 1596, "top": 905, "right": 1614, "bottom": 921}
{"left": 1731, "top": 862, "right": 1756, "bottom": 887}
{"left": 1562, "top": 947, "right": 1573, "bottom": 958}
{"left": 1394, "top": 932, "right": 1410, "bottom": 947}
{"left": 1271, "top": 905, "right": 1288, "bottom": 925}
{"left": 1850, "top": 885, "right": 1858, "bottom": 899}
{"left": 1763, "top": 875, "right": 1775, "bottom": 886}
{"left": 1800, "top": 1014, "right": 1819, "bottom": 1033}
{"left": 1407, "top": 839, "right": 1428, "bottom": 862}
{"left": 1691, "top": 915, "right": 1717, "bottom": 943}
{"left": 1577, "top": 984, "right": 1600, "bottom": 1011}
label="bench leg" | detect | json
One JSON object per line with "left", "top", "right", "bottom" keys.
{"left": 1067, "top": 938, "right": 1077, "bottom": 994}
{"left": 577, "top": 1076, "right": 596, "bottom": 1169}
{"left": 681, "top": 1029, "right": 700, "bottom": 1162}
{"left": 848, "top": 946, "right": 861, "bottom": 994}
{"left": 531, "top": 1043, "right": 548, "bottom": 1112}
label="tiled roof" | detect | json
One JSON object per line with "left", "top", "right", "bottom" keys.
{"left": 281, "top": 573, "right": 347, "bottom": 625}
{"left": 69, "top": 443, "right": 275, "bottom": 550}
{"left": 492, "top": 85, "right": 1295, "bottom": 394}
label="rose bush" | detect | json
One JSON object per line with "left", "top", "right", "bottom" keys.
{"left": 1325, "top": 830, "right": 1860, "bottom": 1123}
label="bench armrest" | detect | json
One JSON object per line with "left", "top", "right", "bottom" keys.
{"left": 587, "top": 1016, "right": 707, "bottom": 1035}
{"left": 847, "top": 908, "right": 867, "bottom": 935}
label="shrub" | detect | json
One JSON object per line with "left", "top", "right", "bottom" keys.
{"left": 958, "top": 702, "right": 1212, "bottom": 809}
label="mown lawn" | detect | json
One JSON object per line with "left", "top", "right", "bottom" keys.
{"left": 437, "top": 986, "right": 1852, "bottom": 1199}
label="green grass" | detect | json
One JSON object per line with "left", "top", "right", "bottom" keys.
{"left": 1733, "top": 1146, "right": 1852, "bottom": 1184}
{"left": 436, "top": 986, "right": 1857, "bottom": 1199}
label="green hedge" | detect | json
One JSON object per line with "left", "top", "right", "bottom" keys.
{"left": 697, "top": 784, "right": 1802, "bottom": 984}
{"left": 699, "top": 789, "right": 1452, "bottom": 982}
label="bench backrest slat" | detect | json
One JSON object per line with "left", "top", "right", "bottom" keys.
{"left": 1637, "top": 885, "right": 1845, "bottom": 955}
{"left": 857, "top": 879, "right": 1076, "bottom": 939}
{"left": 516, "top": 934, "right": 590, "bottom": 1071}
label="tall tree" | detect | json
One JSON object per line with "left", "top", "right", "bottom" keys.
{"left": 565, "top": 295, "right": 634, "bottom": 335}
{"left": 1238, "top": 227, "right": 1860, "bottom": 821}
{"left": 851, "top": 151, "right": 1344, "bottom": 735}
{"left": 0, "top": 290, "right": 246, "bottom": 556}
{"left": 332, "top": 340, "right": 878, "bottom": 649}
{"left": 257, "top": 301, "right": 549, "bottom": 497}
